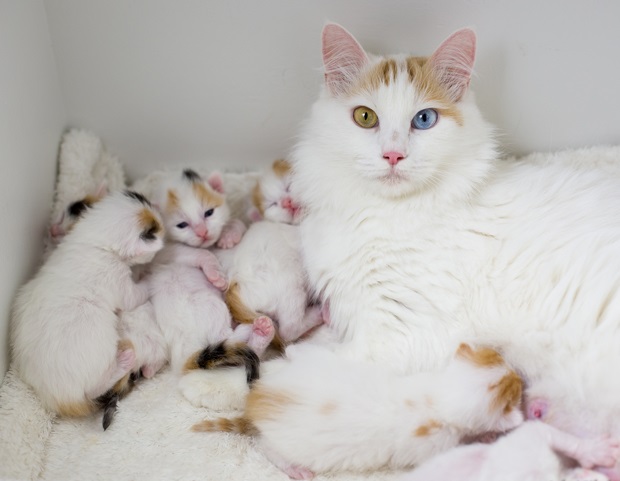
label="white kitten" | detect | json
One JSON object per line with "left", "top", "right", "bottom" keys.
{"left": 289, "top": 22, "right": 620, "bottom": 463}
{"left": 11, "top": 191, "right": 164, "bottom": 422}
{"left": 194, "top": 343, "right": 523, "bottom": 479}
{"left": 399, "top": 421, "right": 619, "bottom": 481}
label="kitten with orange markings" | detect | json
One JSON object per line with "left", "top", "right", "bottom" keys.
{"left": 11, "top": 191, "right": 165, "bottom": 429}
{"left": 193, "top": 343, "right": 524, "bottom": 479}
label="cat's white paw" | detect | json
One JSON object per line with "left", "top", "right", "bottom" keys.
{"left": 575, "top": 437, "right": 620, "bottom": 469}
{"left": 178, "top": 368, "right": 248, "bottom": 411}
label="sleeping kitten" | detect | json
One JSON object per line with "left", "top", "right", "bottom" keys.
{"left": 193, "top": 343, "right": 524, "bottom": 479}
{"left": 11, "top": 191, "right": 164, "bottom": 427}
{"left": 145, "top": 169, "right": 274, "bottom": 380}
{"left": 399, "top": 421, "right": 619, "bottom": 481}
{"left": 287, "top": 22, "right": 620, "bottom": 460}
{"left": 248, "top": 159, "right": 300, "bottom": 224}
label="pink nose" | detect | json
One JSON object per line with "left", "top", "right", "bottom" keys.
{"left": 281, "top": 196, "right": 299, "bottom": 213}
{"left": 383, "top": 151, "right": 405, "bottom": 166}
{"left": 194, "top": 224, "right": 208, "bottom": 239}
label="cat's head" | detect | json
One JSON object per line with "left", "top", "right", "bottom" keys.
{"left": 249, "top": 159, "right": 300, "bottom": 224}
{"left": 294, "top": 24, "right": 496, "bottom": 202}
{"left": 70, "top": 190, "right": 165, "bottom": 265}
{"left": 160, "top": 169, "right": 230, "bottom": 248}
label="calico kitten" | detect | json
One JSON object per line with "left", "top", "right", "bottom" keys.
{"left": 145, "top": 169, "right": 274, "bottom": 379}
{"left": 193, "top": 343, "right": 523, "bottom": 479}
{"left": 248, "top": 159, "right": 300, "bottom": 223}
{"left": 399, "top": 421, "right": 619, "bottom": 481}
{"left": 289, "top": 22, "right": 620, "bottom": 460}
{"left": 11, "top": 191, "right": 164, "bottom": 427}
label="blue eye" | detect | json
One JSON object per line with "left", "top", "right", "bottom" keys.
{"left": 411, "top": 109, "right": 438, "bottom": 130}
{"left": 176, "top": 222, "right": 189, "bottom": 229}
{"left": 204, "top": 209, "right": 214, "bottom": 218}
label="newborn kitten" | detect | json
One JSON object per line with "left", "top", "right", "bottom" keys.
{"left": 145, "top": 169, "right": 273, "bottom": 379}
{"left": 248, "top": 159, "right": 300, "bottom": 223}
{"left": 399, "top": 421, "right": 620, "bottom": 481}
{"left": 11, "top": 191, "right": 164, "bottom": 428}
{"left": 193, "top": 343, "right": 524, "bottom": 479}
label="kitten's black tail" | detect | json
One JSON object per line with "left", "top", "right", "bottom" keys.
{"left": 95, "top": 370, "right": 141, "bottom": 430}
{"left": 183, "top": 341, "right": 260, "bottom": 384}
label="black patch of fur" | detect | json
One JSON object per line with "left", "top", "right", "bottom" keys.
{"left": 140, "top": 224, "right": 160, "bottom": 241}
{"left": 195, "top": 341, "right": 260, "bottom": 384}
{"left": 68, "top": 199, "right": 92, "bottom": 218}
{"left": 124, "top": 190, "right": 152, "bottom": 207}
{"left": 182, "top": 169, "right": 202, "bottom": 182}
{"left": 94, "top": 372, "right": 140, "bottom": 430}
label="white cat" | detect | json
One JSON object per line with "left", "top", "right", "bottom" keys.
{"left": 288, "top": 22, "right": 620, "bottom": 455}
{"left": 193, "top": 343, "right": 524, "bottom": 479}
{"left": 144, "top": 169, "right": 274, "bottom": 378}
{"left": 11, "top": 191, "right": 164, "bottom": 421}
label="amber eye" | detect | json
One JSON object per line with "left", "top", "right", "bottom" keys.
{"left": 352, "top": 106, "right": 378, "bottom": 128}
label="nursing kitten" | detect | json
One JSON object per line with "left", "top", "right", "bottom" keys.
{"left": 399, "top": 421, "right": 619, "bottom": 481}
{"left": 193, "top": 343, "right": 523, "bottom": 479}
{"left": 289, "top": 22, "right": 620, "bottom": 454}
{"left": 145, "top": 169, "right": 274, "bottom": 378}
{"left": 11, "top": 191, "right": 164, "bottom": 427}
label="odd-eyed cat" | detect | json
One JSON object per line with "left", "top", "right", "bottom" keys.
{"left": 287, "top": 23, "right": 620, "bottom": 453}
{"left": 193, "top": 343, "right": 524, "bottom": 479}
{"left": 11, "top": 191, "right": 164, "bottom": 426}
{"left": 399, "top": 421, "right": 619, "bottom": 481}
{"left": 144, "top": 169, "right": 274, "bottom": 379}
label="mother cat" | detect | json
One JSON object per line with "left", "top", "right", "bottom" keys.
{"left": 291, "top": 23, "right": 620, "bottom": 445}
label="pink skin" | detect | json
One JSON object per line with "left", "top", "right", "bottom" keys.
{"left": 526, "top": 397, "right": 549, "bottom": 420}
{"left": 320, "top": 299, "right": 331, "bottom": 326}
{"left": 217, "top": 219, "right": 246, "bottom": 249}
{"left": 246, "top": 316, "right": 276, "bottom": 357}
{"left": 281, "top": 196, "right": 301, "bottom": 219}
{"left": 193, "top": 223, "right": 209, "bottom": 242}
{"left": 383, "top": 150, "right": 405, "bottom": 166}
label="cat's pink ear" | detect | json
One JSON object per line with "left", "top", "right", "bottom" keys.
{"left": 94, "top": 180, "right": 108, "bottom": 199}
{"left": 207, "top": 171, "right": 225, "bottom": 194}
{"left": 428, "top": 28, "right": 476, "bottom": 102}
{"left": 322, "top": 23, "right": 369, "bottom": 96}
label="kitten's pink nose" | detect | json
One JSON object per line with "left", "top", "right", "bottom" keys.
{"left": 383, "top": 151, "right": 405, "bottom": 166}
{"left": 49, "top": 224, "right": 64, "bottom": 239}
{"left": 194, "top": 224, "right": 209, "bottom": 239}
{"left": 281, "top": 196, "right": 299, "bottom": 213}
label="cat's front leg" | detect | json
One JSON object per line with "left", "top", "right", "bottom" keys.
{"left": 217, "top": 219, "right": 246, "bottom": 249}
{"left": 159, "top": 243, "right": 228, "bottom": 290}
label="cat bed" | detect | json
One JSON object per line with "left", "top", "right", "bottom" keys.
{"left": 1, "top": 132, "right": 619, "bottom": 480}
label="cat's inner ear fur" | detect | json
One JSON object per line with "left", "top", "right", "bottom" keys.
{"left": 427, "top": 28, "right": 477, "bottom": 103}
{"left": 322, "top": 23, "right": 369, "bottom": 97}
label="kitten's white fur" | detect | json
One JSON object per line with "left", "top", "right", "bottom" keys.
{"left": 291, "top": 24, "right": 620, "bottom": 445}
{"left": 11, "top": 191, "right": 164, "bottom": 414}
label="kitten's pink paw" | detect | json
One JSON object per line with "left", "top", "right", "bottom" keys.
{"left": 203, "top": 266, "right": 228, "bottom": 291}
{"left": 576, "top": 437, "right": 620, "bottom": 469}
{"left": 217, "top": 221, "right": 245, "bottom": 249}
{"left": 118, "top": 348, "right": 136, "bottom": 373}
{"left": 567, "top": 468, "right": 610, "bottom": 481}
{"left": 282, "top": 465, "right": 314, "bottom": 480}
{"left": 141, "top": 364, "right": 157, "bottom": 379}
{"left": 247, "top": 316, "right": 276, "bottom": 356}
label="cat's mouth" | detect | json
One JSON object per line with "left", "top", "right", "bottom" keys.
{"left": 380, "top": 169, "right": 408, "bottom": 184}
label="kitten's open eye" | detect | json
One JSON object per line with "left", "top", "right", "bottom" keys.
{"left": 353, "top": 106, "right": 378, "bottom": 129}
{"left": 412, "top": 109, "right": 438, "bottom": 130}
{"left": 204, "top": 209, "right": 214, "bottom": 218}
{"left": 176, "top": 222, "right": 189, "bottom": 229}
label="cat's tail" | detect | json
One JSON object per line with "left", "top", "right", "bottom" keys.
{"left": 225, "top": 281, "right": 285, "bottom": 353}
{"left": 192, "top": 416, "right": 258, "bottom": 436}
{"left": 183, "top": 341, "right": 260, "bottom": 384}
{"left": 94, "top": 370, "right": 140, "bottom": 430}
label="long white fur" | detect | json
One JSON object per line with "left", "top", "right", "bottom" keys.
{"left": 399, "top": 421, "right": 619, "bottom": 481}
{"left": 230, "top": 343, "right": 523, "bottom": 477}
{"left": 290, "top": 24, "right": 620, "bottom": 454}
{"left": 10, "top": 191, "right": 164, "bottom": 413}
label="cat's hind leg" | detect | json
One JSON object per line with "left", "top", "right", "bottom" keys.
{"left": 259, "top": 442, "right": 315, "bottom": 480}
{"left": 86, "top": 339, "right": 136, "bottom": 399}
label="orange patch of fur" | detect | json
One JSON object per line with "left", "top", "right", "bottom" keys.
{"left": 166, "top": 189, "right": 180, "bottom": 213}
{"left": 225, "top": 282, "right": 259, "bottom": 324}
{"left": 56, "top": 399, "right": 96, "bottom": 417}
{"left": 192, "top": 182, "right": 224, "bottom": 208}
{"left": 319, "top": 402, "right": 338, "bottom": 416}
{"left": 192, "top": 416, "right": 257, "bottom": 436}
{"left": 182, "top": 350, "right": 201, "bottom": 373}
{"left": 414, "top": 419, "right": 443, "bottom": 437}
{"left": 456, "top": 343, "right": 505, "bottom": 368}
{"left": 137, "top": 208, "right": 163, "bottom": 235}
{"left": 252, "top": 182, "right": 265, "bottom": 215}
{"left": 272, "top": 158, "right": 292, "bottom": 178}
{"left": 246, "top": 387, "right": 298, "bottom": 423}
{"left": 489, "top": 371, "right": 523, "bottom": 414}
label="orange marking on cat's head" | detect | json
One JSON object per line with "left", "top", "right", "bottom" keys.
{"left": 489, "top": 371, "right": 523, "bottom": 414}
{"left": 246, "top": 387, "right": 297, "bottom": 423}
{"left": 456, "top": 343, "right": 505, "bottom": 368}
{"left": 166, "top": 189, "right": 180, "bottom": 213}
{"left": 192, "top": 182, "right": 224, "bottom": 208}
{"left": 319, "top": 402, "right": 338, "bottom": 416}
{"left": 272, "top": 159, "right": 292, "bottom": 178}
{"left": 252, "top": 182, "right": 265, "bottom": 215}
{"left": 362, "top": 58, "right": 399, "bottom": 91}
{"left": 414, "top": 419, "right": 443, "bottom": 437}
{"left": 137, "top": 208, "right": 163, "bottom": 238}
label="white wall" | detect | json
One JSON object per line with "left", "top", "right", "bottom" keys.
{"left": 0, "top": 1, "right": 67, "bottom": 379}
{"left": 44, "top": 0, "right": 620, "bottom": 182}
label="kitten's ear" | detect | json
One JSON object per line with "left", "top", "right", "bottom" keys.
{"left": 207, "top": 171, "right": 225, "bottom": 194}
{"left": 428, "top": 28, "right": 476, "bottom": 102}
{"left": 94, "top": 180, "right": 108, "bottom": 199}
{"left": 322, "top": 23, "right": 369, "bottom": 96}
